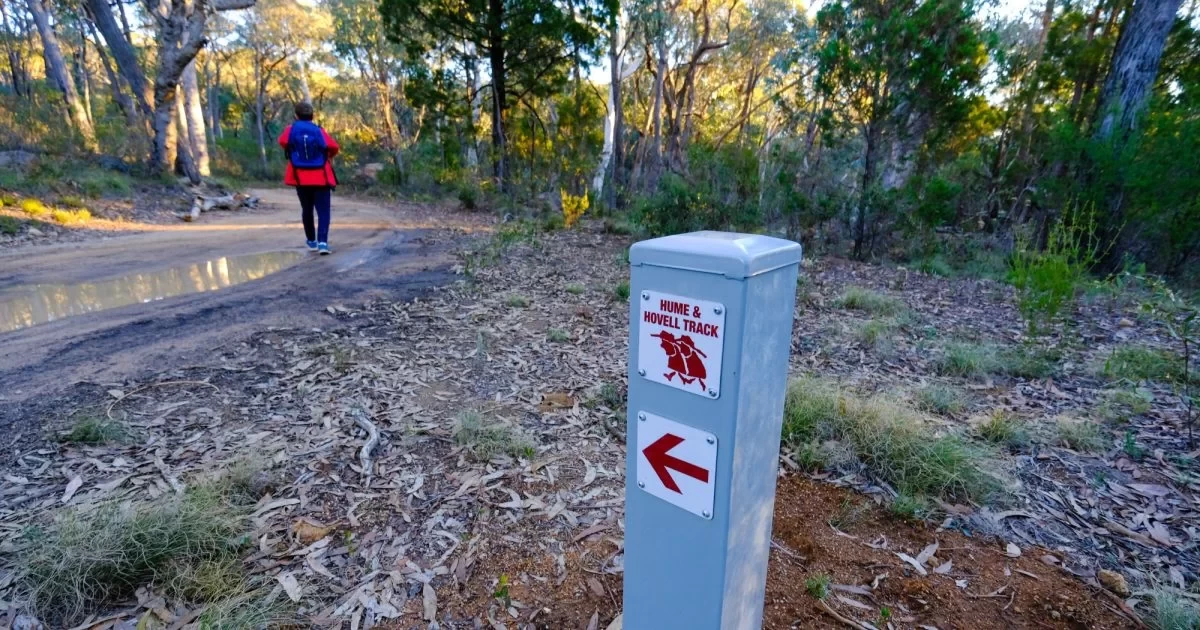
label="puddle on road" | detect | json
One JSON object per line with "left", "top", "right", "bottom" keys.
{"left": 0, "top": 250, "right": 304, "bottom": 333}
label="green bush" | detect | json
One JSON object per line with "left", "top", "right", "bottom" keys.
{"left": 632, "top": 172, "right": 758, "bottom": 236}
{"left": 0, "top": 215, "right": 22, "bottom": 235}
{"left": 1008, "top": 204, "right": 1105, "bottom": 334}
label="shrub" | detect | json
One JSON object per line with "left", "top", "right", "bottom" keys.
{"left": 457, "top": 181, "right": 480, "bottom": 209}
{"left": 19, "top": 198, "right": 48, "bottom": 216}
{"left": 837, "top": 287, "right": 905, "bottom": 316}
{"left": 454, "top": 411, "right": 535, "bottom": 461}
{"left": 1008, "top": 203, "right": 1106, "bottom": 335}
{"left": 0, "top": 215, "right": 22, "bottom": 235}
{"left": 51, "top": 208, "right": 91, "bottom": 225}
{"left": 782, "top": 379, "right": 1004, "bottom": 501}
{"left": 561, "top": 188, "right": 588, "bottom": 228}
{"left": 632, "top": 172, "right": 757, "bottom": 236}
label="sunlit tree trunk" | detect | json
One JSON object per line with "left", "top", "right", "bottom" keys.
{"left": 255, "top": 52, "right": 269, "bottom": 175}
{"left": 26, "top": 0, "right": 97, "bottom": 151}
{"left": 181, "top": 59, "right": 209, "bottom": 176}
{"left": 296, "top": 52, "right": 312, "bottom": 103}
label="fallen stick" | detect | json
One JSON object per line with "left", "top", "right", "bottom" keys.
{"left": 106, "top": 380, "right": 220, "bottom": 420}
{"left": 352, "top": 407, "right": 379, "bottom": 485}
{"left": 816, "top": 599, "right": 876, "bottom": 630}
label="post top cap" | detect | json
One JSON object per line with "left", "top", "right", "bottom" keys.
{"left": 629, "top": 231, "right": 802, "bottom": 279}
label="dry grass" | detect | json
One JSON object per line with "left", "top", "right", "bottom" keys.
{"left": 17, "top": 484, "right": 249, "bottom": 625}
{"left": 782, "top": 378, "right": 1005, "bottom": 502}
{"left": 1056, "top": 417, "right": 1107, "bottom": 452}
{"left": 976, "top": 411, "right": 1031, "bottom": 451}
{"left": 914, "top": 384, "right": 969, "bottom": 415}
{"left": 51, "top": 208, "right": 91, "bottom": 225}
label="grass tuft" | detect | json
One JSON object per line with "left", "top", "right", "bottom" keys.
{"left": 856, "top": 318, "right": 898, "bottom": 349}
{"left": 938, "top": 342, "right": 1059, "bottom": 379}
{"left": 59, "top": 416, "right": 127, "bottom": 445}
{"left": 782, "top": 379, "right": 1004, "bottom": 502}
{"left": 1148, "top": 587, "right": 1200, "bottom": 630}
{"left": 1055, "top": 417, "right": 1106, "bottom": 453}
{"left": 0, "top": 215, "right": 22, "bottom": 235}
{"left": 548, "top": 328, "right": 570, "bottom": 343}
{"left": 805, "top": 574, "right": 832, "bottom": 600}
{"left": 914, "top": 384, "right": 968, "bottom": 415}
{"left": 1103, "top": 346, "right": 1192, "bottom": 384}
{"left": 1098, "top": 388, "right": 1154, "bottom": 423}
{"left": 890, "top": 494, "right": 930, "bottom": 522}
{"left": 565, "top": 283, "right": 586, "bottom": 295}
{"left": 614, "top": 281, "right": 631, "bottom": 302}
{"left": 454, "top": 411, "right": 535, "bottom": 461}
{"left": 837, "top": 287, "right": 905, "bottom": 316}
{"left": 504, "top": 294, "right": 530, "bottom": 308}
{"left": 976, "top": 411, "right": 1030, "bottom": 451}
{"left": 17, "top": 483, "right": 250, "bottom": 625}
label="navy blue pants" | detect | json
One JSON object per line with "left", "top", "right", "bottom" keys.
{"left": 296, "top": 186, "right": 332, "bottom": 243}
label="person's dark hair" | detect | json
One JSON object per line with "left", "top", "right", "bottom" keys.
{"left": 294, "top": 102, "right": 314, "bottom": 121}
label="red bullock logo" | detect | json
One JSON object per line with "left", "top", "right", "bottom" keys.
{"left": 652, "top": 331, "right": 708, "bottom": 391}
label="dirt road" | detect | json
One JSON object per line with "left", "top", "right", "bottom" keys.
{"left": 0, "top": 189, "right": 481, "bottom": 431}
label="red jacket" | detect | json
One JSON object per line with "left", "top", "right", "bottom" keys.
{"left": 277, "top": 124, "right": 340, "bottom": 187}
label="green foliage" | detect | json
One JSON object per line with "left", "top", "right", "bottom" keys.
{"left": 454, "top": 411, "right": 535, "bottom": 461}
{"left": 889, "top": 494, "right": 930, "bottom": 522}
{"left": 1098, "top": 388, "right": 1154, "bottom": 422}
{"left": 856, "top": 318, "right": 897, "bottom": 349}
{"left": 565, "top": 283, "right": 586, "bottom": 295}
{"left": 548, "top": 328, "right": 570, "bottom": 343}
{"left": 504, "top": 294, "right": 530, "bottom": 308}
{"left": 0, "top": 215, "right": 24, "bottom": 235}
{"left": 59, "top": 417, "right": 127, "bottom": 445}
{"left": 939, "top": 342, "right": 1059, "bottom": 379}
{"left": 1009, "top": 204, "right": 1106, "bottom": 335}
{"left": 613, "top": 282, "right": 630, "bottom": 302}
{"left": 782, "top": 379, "right": 1004, "bottom": 501}
{"left": 1104, "top": 346, "right": 1191, "bottom": 383}
{"left": 977, "top": 411, "right": 1030, "bottom": 451}
{"left": 805, "top": 573, "right": 832, "bottom": 600}
{"left": 837, "top": 287, "right": 905, "bottom": 316}
{"left": 632, "top": 172, "right": 759, "bottom": 237}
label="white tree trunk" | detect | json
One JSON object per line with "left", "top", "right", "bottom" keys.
{"left": 26, "top": 0, "right": 96, "bottom": 150}
{"left": 296, "top": 52, "right": 311, "bottom": 103}
{"left": 182, "top": 59, "right": 210, "bottom": 176}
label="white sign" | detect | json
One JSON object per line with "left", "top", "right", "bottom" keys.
{"left": 638, "top": 290, "right": 725, "bottom": 398}
{"left": 636, "top": 411, "right": 718, "bottom": 519}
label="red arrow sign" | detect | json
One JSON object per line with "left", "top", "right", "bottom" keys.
{"left": 643, "top": 433, "right": 710, "bottom": 493}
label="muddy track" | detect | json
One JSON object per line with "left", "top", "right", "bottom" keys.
{"left": 0, "top": 189, "right": 480, "bottom": 442}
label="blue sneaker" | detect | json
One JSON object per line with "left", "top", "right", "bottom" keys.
{"left": 317, "top": 242, "right": 331, "bottom": 256}
{"left": 306, "top": 240, "right": 318, "bottom": 252}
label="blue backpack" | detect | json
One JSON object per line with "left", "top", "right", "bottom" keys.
{"left": 288, "top": 121, "right": 327, "bottom": 169}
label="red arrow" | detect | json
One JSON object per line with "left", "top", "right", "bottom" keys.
{"left": 643, "top": 433, "right": 709, "bottom": 493}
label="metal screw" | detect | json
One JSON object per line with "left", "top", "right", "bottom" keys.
{"left": 706, "top": 436, "right": 715, "bottom": 445}
{"left": 714, "top": 306, "right": 723, "bottom": 315}
{"left": 638, "top": 368, "right": 647, "bottom": 377}
{"left": 638, "top": 412, "right": 647, "bottom": 421}
{"left": 708, "top": 389, "right": 718, "bottom": 398}
{"left": 638, "top": 481, "right": 646, "bottom": 488}
{"left": 641, "top": 291, "right": 649, "bottom": 300}
{"left": 702, "top": 510, "right": 712, "bottom": 518}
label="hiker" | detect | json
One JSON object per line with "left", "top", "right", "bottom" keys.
{"left": 278, "top": 102, "right": 339, "bottom": 255}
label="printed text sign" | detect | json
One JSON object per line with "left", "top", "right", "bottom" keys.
{"left": 636, "top": 412, "right": 718, "bottom": 519}
{"left": 637, "top": 290, "right": 725, "bottom": 398}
